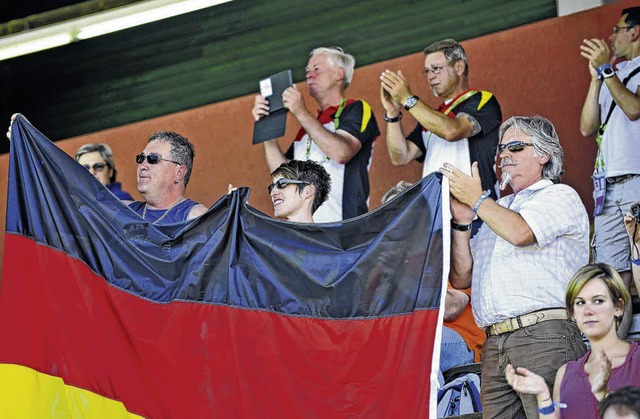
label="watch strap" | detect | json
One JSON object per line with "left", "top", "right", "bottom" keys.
{"left": 384, "top": 113, "right": 403, "bottom": 123}
{"left": 451, "top": 219, "right": 472, "bottom": 231}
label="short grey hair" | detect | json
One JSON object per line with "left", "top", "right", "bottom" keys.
{"left": 147, "top": 131, "right": 196, "bottom": 186}
{"left": 424, "top": 38, "right": 468, "bottom": 77}
{"left": 75, "top": 143, "right": 117, "bottom": 183}
{"left": 310, "top": 46, "right": 355, "bottom": 90}
{"left": 499, "top": 116, "right": 564, "bottom": 183}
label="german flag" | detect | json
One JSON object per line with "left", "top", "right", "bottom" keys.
{"left": 0, "top": 115, "right": 445, "bottom": 418}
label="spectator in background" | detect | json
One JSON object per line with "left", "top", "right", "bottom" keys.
{"left": 624, "top": 201, "right": 640, "bottom": 295}
{"left": 600, "top": 386, "right": 640, "bottom": 419}
{"left": 128, "top": 131, "right": 208, "bottom": 224}
{"left": 442, "top": 116, "right": 589, "bottom": 418}
{"left": 269, "top": 160, "right": 331, "bottom": 223}
{"left": 75, "top": 143, "right": 134, "bottom": 200}
{"left": 505, "top": 263, "right": 640, "bottom": 418}
{"left": 381, "top": 180, "right": 485, "bottom": 386}
{"left": 253, "top": 46, "right": 380, "bottom": 223}
{"left": 381, "top": 38, "right": 501, "bottom": 234}
{"left": 579, "top": 6, "right": 640, "bottom": 338}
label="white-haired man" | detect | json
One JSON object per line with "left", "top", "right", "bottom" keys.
{"left": 441, "top": 116, "right": 589, "bottom": 418}
{"left": 252, "top": 46, "right": 379, "bottom": 223}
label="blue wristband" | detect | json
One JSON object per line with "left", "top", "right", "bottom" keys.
{"left": 472, "top": 189, "right": 491, "bottom": 213}
{"left": 538, "top": 402, "right": 555, "bottom": 415}
{"left": 632, "top": 258, "right": 640, "bottom": 266}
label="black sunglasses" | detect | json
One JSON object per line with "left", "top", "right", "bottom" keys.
{"left": 268, "top": 178, "right": 309, "bottom": 194}
{"left": 497, "top": 141, "right": 534, "bottom": 155}
{"left": 136, "top": 152, "right": 181, "bottom": 165}
{"left": 82, "top": 163, "right": 107, "bottom": 172}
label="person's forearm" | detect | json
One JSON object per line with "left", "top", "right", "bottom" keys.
{"left": 385, "top": 123, "right": 415, "bottom": 166}
{"left": 294, "top": 111, "right": 360, "bottom": 164}
{"left": 476, "top": 199, "right": 536, "bottom": 247}
{"left": 449, "top": 229, "right": 473, "bottom": 289}
{"left": 536, "top": 391, "right": 560, "bottom": 419}
{"left": 580, "top": 80, "right": 602, "bottom": 137}
{"left": 443, "top": 289, "right": 469, "bottom": 321}
{"left": 605, "top": 76, "right": 640, "bottom": 121}
{"left": 408, "top": 103, "right": 472, "bottom": 142}
{"left": 263, "top": 140, "right": 287, "bottom": 173}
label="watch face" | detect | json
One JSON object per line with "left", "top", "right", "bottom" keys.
{"left": 404, "top": 96, "right": 418, "bottom": 110}
{"left": 602, "top": 67, "right": 616, "bottom": 78}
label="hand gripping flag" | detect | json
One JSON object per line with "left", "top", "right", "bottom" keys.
{"left": 0, "top": 115, "right": 446, "bottom": 418}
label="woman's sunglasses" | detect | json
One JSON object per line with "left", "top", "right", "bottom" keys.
{"left": 267, "top": 178, "right": 309, "bottom": 194}
{"left": 496, "top": 141, "right": 534, "bottom": 155}
{"left": 82, "top": 163, "right": 108, "bottom": 172}
{"left": 135, "top": 152, "right": 181, "bottom": 165}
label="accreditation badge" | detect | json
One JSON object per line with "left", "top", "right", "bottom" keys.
{"left": 592, "top": 168, "right": 606, "bottom": 216}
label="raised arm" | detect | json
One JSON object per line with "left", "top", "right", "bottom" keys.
{"left": 284, "top": 85, "right": 361, "bottom": 164}
{"left": 379, "top": 76, "right": 422, "bottom": 165}
{"left": 442, "top": 162, "right": 536, "bottom": 247}
{"left": 380, "top": 70, "right": 480, "bottom": 142}
{"left": 448, "top": 195, "right": 475, "bottom": 289}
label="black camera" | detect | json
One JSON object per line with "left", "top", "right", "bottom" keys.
{"left": 632, "top": 203, "right": 640, "bottom": 223}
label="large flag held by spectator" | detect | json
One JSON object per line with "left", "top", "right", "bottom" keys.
{"left": 0, "top": 115, "right": 446, "bottom": 418}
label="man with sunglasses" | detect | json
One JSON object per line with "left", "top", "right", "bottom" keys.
{"left": 580, "top": 6, "right": 640, "bottom": 339}
{"left": 380, "top": 38, "right": 502, "bottom": 230}
{"left": 6, "top": 116, "right": 206, "bottom": 224}
{"left": 441, "top": 116, "right": 589, "bottom": 418}
{"left": 75, "top": 143, "right": 134, "bottom": 201}
{"left": 252, "top": 47, "right": 380, "bottom": 223}
{"left": 268, "top": 160, "right": 331, "bottom": 223}
{"left": 128, "top": 131, "right": 207, "bottom": 224}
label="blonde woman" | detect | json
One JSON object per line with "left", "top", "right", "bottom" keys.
{"left": 505, "top": 263, "right": 640, "bottom": 418}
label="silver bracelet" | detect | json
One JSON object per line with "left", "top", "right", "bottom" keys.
{"left": 472, "top": 189, "right": 491, "bottom": 213}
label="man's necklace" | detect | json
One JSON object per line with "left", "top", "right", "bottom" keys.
{"left": 142, "top": 198, "right": 183, "bottom": 225}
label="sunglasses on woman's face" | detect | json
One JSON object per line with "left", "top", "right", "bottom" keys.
{"left": 82, "top": 163, "right": 107, "bottom": 172}
{"left": 496, "top": 141, "right": 534, "bottom": 155}
{"left": 135, "top": 152, "right": 181, "bottom": 165}
{"left": 267, "top": 178, "right": 309, "bottom": 194}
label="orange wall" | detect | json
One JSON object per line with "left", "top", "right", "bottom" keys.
{"left": 0, "top": 1, "right": 634, "bottom": 273}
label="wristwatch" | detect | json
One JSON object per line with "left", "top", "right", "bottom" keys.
{"left": 597, "top": 64, "right": 616, "bottom": 80}
{"left": 450, "top": 219, "right": 472, "bottom": 232}
{"left": 403, "top": 95, "right": 419, "bottom": 110}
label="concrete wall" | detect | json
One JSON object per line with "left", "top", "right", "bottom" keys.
{"left": 0, "top": 0, "right": 635, "bottom": 273}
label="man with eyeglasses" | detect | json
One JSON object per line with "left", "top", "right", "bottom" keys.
{"left": 380, "top": 38, "right": 502, "bottom": 233}
{"left": 75, "top": 143, "right": 134, "bottom": 200}
{"left": 580, "top": 6, "right": 640, "bottom": 339}
{"left": 252, "top": 46, "right": 380, "bottom": 223}
{"left": 440, "top": 116, "right": 589, "bottom": 418}
{"left": 268, "top": 160, "right": 331, "bottom": 223}
{"left": 128, "top": 131, "right": 207, "bottom": 224}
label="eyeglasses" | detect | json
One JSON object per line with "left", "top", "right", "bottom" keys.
{"left": 497, "top": 141, "right": 535, "bottom": 155}
{"left": 267, "top": 178, "right": 309, "bottom": 194}
{"left": 424, "top": 64, "right": 449, "bottom": 76}
{"left": 135, "top": 152, "right": 181, "bottom": 165}
{"left": 613, "top": 25, "right": 634, "bottom": 33}
{"left": 82, "top": 163, "right": 108, "bottom": 172}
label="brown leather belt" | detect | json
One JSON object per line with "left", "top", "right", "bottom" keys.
{"left": 606, "top": 174, "right": 639, "bottom": 184}
{"left": 486, "top": 308, "right": 568, "bottom": 337}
